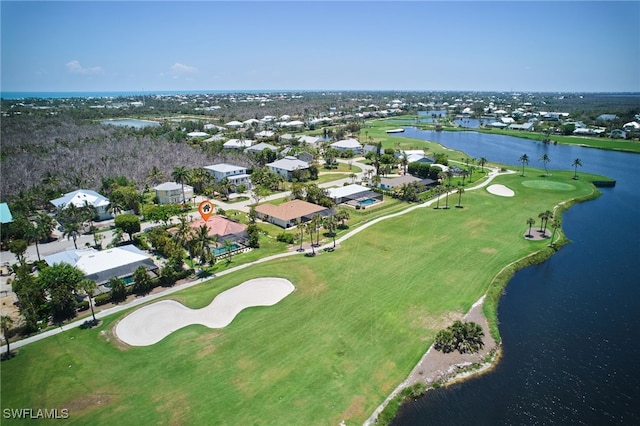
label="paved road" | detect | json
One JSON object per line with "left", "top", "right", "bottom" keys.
{"left": 1, "top": 163, "right": 509, "bottom": 352}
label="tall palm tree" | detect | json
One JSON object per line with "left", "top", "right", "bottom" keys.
{"left": 539, "top": 154, "right": 551, "bottom": 176}
{"left": 323, "top": 215, "right": 337, "bottom": 249}
{"left": 312, "top": 213, "right": 323, "bottom": 246}
{"left": 295, "top": 219, "right": 305, "bottom": 251}
{"left": 572, "top": 158, "right": 582, "bottom": 179}
{"left": 1, "top": 316, "right": 14, "bottom": 359}
{"left": 305, "top": 222, "right": 316, "bottom": 255}
{"left": 79, "top": 279, "right": 98, "bottom": 323}
{"left": 444, "top": 185, "right": 452, "bottom": 209}
{"left": 526, "top": 217, "right": 536, "bottom": 238}
{"left": 434, "top": 185, "right": 444, "bottom": 209}
{"left": 456, "top": 186, "right": 465, "bottom": 208}
{"left": 146, "top": 166, "right": 165, "bottom": 186}
{"left": 191, "top": 223, "right": 214, "bottom": 265}
{"left": 519, "top": 154, "right": 529, "bottom": 177}
{"left": 399, "top": 152, "right": 409, "bottom": 175}
{"left": 171, "top": 166, "right": 190, "bottom": 205}
{"left": 174, "top": 215, "right": 195, "bottom": 267}
{"left": 479, "top": 157, "right": 487, "bottom": 172}
{"left": 335, "top": 209, "right": 350, "bottom": 228}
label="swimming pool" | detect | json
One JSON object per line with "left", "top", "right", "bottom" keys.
{"left": 358, "top": 198, "right": 378, "bottom": 206}
{"left": 212, "top": 243, "right": 241, "bottom": 256}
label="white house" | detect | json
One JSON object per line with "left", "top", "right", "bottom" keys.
{"left": 153, "top": 182, "right": 194, "bottom": 205}
{"left": 245, "top": 142, "right": 278, "bottom": 154}
{"left": 255, "top": 130, "right": 275, "bottom": 139}
{"left": 225, "top": 120, "right": 244, "bottom": 128}
{"left": 44, "top": 245, "right": 158, "bottom": 290}
{"left": 267, "top": 156, "right": 310, "bottom": 181}
{"left": 187, "top": 131, "right": 209, "bottom": 138}
{"left": 50, "top": 189, "right": 112, "bottom": 221}
{"left": 223, "top": 139, "right": 254, "bottom": 150}
{"left": 330, "top": 138, "right": 363, "bottom": 154}
{"left": 298, "top": 135, "right": 322, "bottom": 148}
{"left": 203, "top": 164, "right": 252, "bottom": 189}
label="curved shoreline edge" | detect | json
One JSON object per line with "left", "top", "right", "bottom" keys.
{"left": 364, "top": 181, "right": 602, "bottom": 426}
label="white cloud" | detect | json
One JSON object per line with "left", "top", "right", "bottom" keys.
{"left": 66, "top": 60, "right": 102, "bottom": 74}
{"left": 170, "top": 63, "right": 198, "bottom": 75}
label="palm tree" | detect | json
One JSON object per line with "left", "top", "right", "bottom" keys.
{"left": 312, "top": 213, "right": 323, "bottom": 246}
{"left": 295, "top": 219, "right": 305, "bottom": 251}
{"left": 526, "top": 217, "right": 536, "bottom": 238}
{"left": 479, "top": 157, "right": 487, "bottom": 172}
{"left": 108, "top": 199, "right": 125, "bottom": 217}
{"left": 519, "top": 154, "right": 529, "bottom": 177}
{"left": 223, "top": 239, "right": 233, "bottom": 263}
{"left": 550, "top": 218, "right": 562, "bottom": 245}
{"left": 1, "top": 315, "right": 14, "bottom": 359}
{"left": 146, "top": 165, "right": 165, "bottom": 186}
{"left": 538, "top": 210, "right": 553, "bottom": 234}
{"left": 335, "top": 209, "right": 350, "bottom": 228}
{"left": 171, "top": 166, "right": 190, "bottom": 205}
{"left": 539, "top": 154, "right": 551, "bottom": 176}
{"left": 572, "top": 158, "right": 582, "bottom": 179}
{"left": 399, "top": 153, "right": 409, "bottom": 175}
{"left": 305, "top": 222, "right": 316, "bottom": 255}
{"left": 434, "top": 185, "right": 444, "bottom": 209}
{"left": 62, "top": 220, "right": 81, "bottom": 249}
{"left": 191, "top": 223, "right": 214, "bottom": 265}
{"left": 460, "top": 169, "right": 470, "bottom": 186}
{"left": 443, "top": 185, "right": 452, "bottom": 209}
{"left": 27, "top": 213, "right": 54, "bottom": 261}
{"left": 173, "top": 215, "right": 195, "bottom": 267}
{"left": 323, "top": 215, "right": 338, "bottom": 249}
{"left": 456, "top": 186, "right": 465, "bottom": 208}
{"left": 79, "top": 279, "right": 98, "bottom": 324}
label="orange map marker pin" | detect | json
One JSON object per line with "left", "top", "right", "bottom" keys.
{"left": 198, "top": 200, "right": 214, "bottom": 221}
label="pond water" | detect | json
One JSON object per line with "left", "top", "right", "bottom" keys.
{"left": 391, "top": 128, "right": 640, "bottom": 425}
{"left": 100, "top": 118, "right": 160, "bottom": 128}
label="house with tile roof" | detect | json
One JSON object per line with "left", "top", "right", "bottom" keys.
{"left": 255, "top": 199, "right": 332, "bottom": 229}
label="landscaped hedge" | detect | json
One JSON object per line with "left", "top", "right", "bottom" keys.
{"left": 94, "top": 293, "right": 112, "bottom": 306}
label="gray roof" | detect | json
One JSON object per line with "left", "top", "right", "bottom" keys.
{"left": 267, "top": 156, "right": 309, "bottom": 171}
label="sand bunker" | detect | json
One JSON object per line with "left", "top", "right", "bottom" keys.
{"left": 486, "top": 184, "right": 515, "bottom": 197}
{"left": 115, "top": 278, "right": 294, "bottom": 346}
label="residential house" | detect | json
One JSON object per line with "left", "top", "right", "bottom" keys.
{"left": 508, "top": 122, "right": 535, "bottom": 131}
{"left": 203, "top": 164, "right": 252, "bottom": 189}
{"left": 327, "top": 184, "right": 382, "bottom": 205}
{"left": 223, "top": 139, "right": 254, "bottom": 150}
{"left": 50, "top": 189, "right": 112, "bottom": 221}
{"left": 44, "top": 245, "right": 158, "bottom": 292}
{"left": 330, "top": 138, "right": 363, "bottom": 154}
{"left": 187, "top": 131, "right": 209, "bottom": 138}
{"left": 169, "top": 215, "right": 248, "bottom": 246}
{"left": 255, "top": 199, "right": 332, "bottom": 229}
{"left": 623, "top": 121, "right": 640, "bottom": 132}
{"left": 376, "top": 175, "right": 436, "bottom": 191}
{"left": 225, "top": 120, "right": 244, "bottom": 128}
{"left": 255, "top": 130, "right": 275, "bottom": 139}
{"left": 245, "top": 142, "right": 278, "bottom": 155}
{"left": 610, "top": 129, "right": 627, "bottom": 139}
{"left": 597, "top": 114, "right": 618, "bottom": 122}
{"left": 298, "top": 135, "right": 322, "bottom": 148}
{"left": 267, "top": 156, "right": 310, "bottom": 181}
{"left": 153, "top": 182, "right": 194, "bottom": 205}
{"left": 297, "top": 151, "right": 314, "bottom": 164}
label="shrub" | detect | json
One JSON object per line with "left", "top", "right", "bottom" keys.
{"left": 276, "top": 233, "right": 296, "bottom": 244}
{"left": 76, "top": 300, "right": 90, "bottom": 311}
{"left": 94, "top": 293, "right": 112, "bottom": 306}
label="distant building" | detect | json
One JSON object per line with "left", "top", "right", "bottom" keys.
{"left": 330, "top": 138, "right": 363, "bottom": 154}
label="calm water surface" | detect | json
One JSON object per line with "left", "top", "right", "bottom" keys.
{"left": 392, "top": 128, "right": 640, "bottom": 425}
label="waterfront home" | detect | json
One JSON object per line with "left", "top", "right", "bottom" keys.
{"left": 153, "top": 182, "right": 194, "bottom": 205}
{"left": 50, "top": 189, "right": 112, "bottom": 221}
{"left": 255, "top": 199, "right": 332, "bottom": 229}
{"left": 267, "top": 156, "right": 310, "bottom": 181}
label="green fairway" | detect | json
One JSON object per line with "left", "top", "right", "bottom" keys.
{"left": 1, "top": 171, "right": 601, "bottom": 425}
{"left": 521, "top": 180, "right": 576, "bottom": 191}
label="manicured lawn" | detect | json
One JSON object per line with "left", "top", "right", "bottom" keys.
{"left": 1, "top": 170, "right": 600, "bottom": 425}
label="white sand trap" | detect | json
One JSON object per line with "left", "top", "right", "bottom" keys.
{"left": 115, "top": 278, "right": 294, "bottom": 346}
{"left": 486, "top": 184, "right": 515, "bottom": 197}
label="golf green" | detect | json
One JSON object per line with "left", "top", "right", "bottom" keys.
{"left": 521, "top": 180, "right": 576, "bottom": 191}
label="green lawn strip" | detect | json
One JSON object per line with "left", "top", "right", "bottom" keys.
{"left": 1, "top": 171, "right": 601, "bottom": 425}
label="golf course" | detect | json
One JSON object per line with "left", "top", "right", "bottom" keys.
{"left": 0, "top": 159, "right": 606, "bottom": 424}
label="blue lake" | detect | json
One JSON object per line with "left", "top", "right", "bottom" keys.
{"left": 392, "top": 128, "right": 640, "bottom": 425}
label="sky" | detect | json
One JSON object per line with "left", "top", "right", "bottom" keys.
{"left": 1, "top": 1, "right": 639, "bottom": 93}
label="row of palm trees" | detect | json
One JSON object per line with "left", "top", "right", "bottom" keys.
{"left": 518, "top": 154, "right": 582, "bottom": 178}
{"left": 295, "top": 209, "right": 350, "bottom": 254}
{"left": 433, "top": 184, "right": 465, "bottom": 209}
{"left": 526, "top": 210, "right": 562, "bottom": 245}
